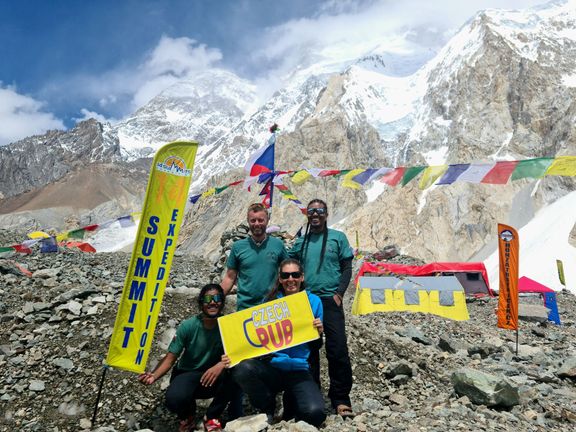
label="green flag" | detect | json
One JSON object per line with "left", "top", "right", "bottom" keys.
{"left": 511, "top": 158, "right": 554, "bottom": 181}
{"left": 402, "top": 166, "right": 425, "bottom": 186}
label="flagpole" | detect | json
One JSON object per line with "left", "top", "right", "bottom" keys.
{"left": 268, "top": 126, "right": 277, "bottom": 218}
{"left": 91, "top": 365, "right": 109, "bottom": 426}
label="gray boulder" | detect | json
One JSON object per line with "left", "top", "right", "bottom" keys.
{"left": 451, "top": 368, "right": 520, "bottom": 408}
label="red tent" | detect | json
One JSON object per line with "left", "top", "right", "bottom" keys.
{"left": 357, "top": 262, "right": 494, "bottom": 296}
{"left": 518, "top": 276, "right": 561, "bottom": 325}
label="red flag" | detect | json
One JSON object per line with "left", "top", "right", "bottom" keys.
{"left": 12, "top": 244, "right": 32, "bottom": 254}
{"left": 482, "top": 161, "right": 518, "bottom": 184}
{"left": 380, "top": 167, "right": 405, "bottom": 186}
{"left": 496, "top": 223, "right": 519, "bottom": 330}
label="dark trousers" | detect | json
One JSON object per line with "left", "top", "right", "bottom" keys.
{"left": 165, "top": 368, "right": 241, "bottom": 421}
{"left": 232, "top": 359, "right": 326, "bottom": 427}
{"left": 309, "top": 296, "right": 353, "bottom": 408}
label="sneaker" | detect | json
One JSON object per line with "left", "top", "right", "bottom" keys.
{"left": 179, "top": 415, "right": 195, "bottom": 432}
{"left": 204, "top": 418, "right": 223, "bottom": 432}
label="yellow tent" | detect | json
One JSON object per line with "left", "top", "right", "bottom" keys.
{"left": 352, "top": 275, "right": 469, "bottom": 321}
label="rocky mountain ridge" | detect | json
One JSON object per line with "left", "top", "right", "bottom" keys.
{"left": 0, "top": 1, "right": 575, "bottom": 266}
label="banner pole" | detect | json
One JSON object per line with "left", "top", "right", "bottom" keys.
{"left": 91, "top": 365, "right": 109, "bottom": 426}
{"left": 515, "top": 328, "right": 519, "bottom": 356}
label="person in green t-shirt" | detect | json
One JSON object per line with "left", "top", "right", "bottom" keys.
{"left": 221, "top": 203, "right": 288, "bottom": 311}
{"left": 138, "top": 284, "right": 239, "bottom": 432}
{"left": 288, "top": 198, "right": 355, "bottom": 419}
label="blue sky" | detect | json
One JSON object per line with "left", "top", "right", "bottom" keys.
{"left": 0, "top": 0, "right": 548, "bottom": 145}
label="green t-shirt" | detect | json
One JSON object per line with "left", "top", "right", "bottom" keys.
{"left": 227, "top": 236, "right": 288, "bottom": 310}
{"left": 289, "top": 228, "right": 353, "bottom": 297}
{"left": 168, "top": 315, "right": 223, "bottom": 372}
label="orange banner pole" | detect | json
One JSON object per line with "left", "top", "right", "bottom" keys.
{"left": 496, "top": 224, "right": 519, "bottom": 346}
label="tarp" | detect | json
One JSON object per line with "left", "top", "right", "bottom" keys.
{"left": 352, "top": 275, "right": 470, "bottom": 321}
{"left": 357, "top": 261, "right": 493, "bottom": 296}
{"left": 519, "top": 276, "right": 561, "bottom": 325}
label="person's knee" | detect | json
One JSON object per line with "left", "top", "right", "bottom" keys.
{"left": 165, "top": 389, "right": 189, "bottom": 415}
{"left": 232, "top": 360, "right": 259, "bottom": 385}
{"left": 298, "top": 402, "right": 326, "bottom": 427}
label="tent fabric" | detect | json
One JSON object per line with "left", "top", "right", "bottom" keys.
{"left": 357, "top": 261, "right": 493, "bottom": 296}
{"left": 352, "top": 275, "right": 470, "bottom": 321}
{"left": 519, "top": 276, "right": 561, "bottom": 325}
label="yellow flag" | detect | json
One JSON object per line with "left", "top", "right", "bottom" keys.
{"left": 218, "top": 291, "right": 319, "bottom": 367}
{"left": 546, "top": 156, "right": 576, "bottom": 176}
{"left": 419, "top": 165, "right": 448, "bottom": 190}
{"left": 341, "top": 169, "right": 366, "bottom": 190}
{"left": 201, "top": 187, "right": 216, "bottom": 198}
{"left": 291, "top": 170, "right": 312, "bottom": 185}
{"left": 28, "top": 231, "right": 50, "bottom": 239}
{"left": 106, "top": 141, "right": 198, "bottom": 373}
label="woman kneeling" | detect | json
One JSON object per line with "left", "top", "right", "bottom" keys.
{"left": 231, "top": 259, "right": 326, "bottom": 427}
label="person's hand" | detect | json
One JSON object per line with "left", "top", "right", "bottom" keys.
{"left": 313, "top": 318, "right": 323, "bottom": 335}
{"left": 333, "top": 294, "right": 343, "bottom": 307}
{"left": 137, "top": 371, "right": 156, "bottom": 385}
{"left": 221, "top": 354, "right": 231, "bottom": 368}
{"left": 200, "top": 363, "right": 225, "bottom": 387}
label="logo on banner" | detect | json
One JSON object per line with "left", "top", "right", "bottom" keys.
{"left": 218, "top": 291, "right": 319, "bottom": 366}
{"left": 156, "top": 156, "right": 192, "bottom": 176}
{"left": 499, "top": 230, "right": 514, "bottom": 242}
{"left": 242, "top": 301, "right": 293, "bottom": 349}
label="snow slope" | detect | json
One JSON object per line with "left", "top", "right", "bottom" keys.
{"left": 484, "top": 191, "right": 576, "bottom": 294}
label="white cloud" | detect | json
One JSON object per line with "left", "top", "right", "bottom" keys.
{"left": 0, "top": 85, "right": 64, "bottom": 146}
{"left": 73, "top": 108, "right": 119, "bottom": 125}
{"left": 41, "top": 35, "right": 224, "bottom": 121}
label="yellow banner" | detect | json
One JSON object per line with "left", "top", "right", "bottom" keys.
{"left": 106, "top": 141, "right": 198, "bottom": 373}
{"left": 218, "top": 291, "right": 319, "bottom": 367}
{"left": 557, "top": 259, "right": 566, "bottom": 286}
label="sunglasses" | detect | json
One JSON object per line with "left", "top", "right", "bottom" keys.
{"left": 202, "top": 294, "right": 223, "bottom": 304}
{"left": 280, "top": 271, "right": 302, "bottom": 279}
{"left": 306, "top": 207, "right": 326, "bottom": 216}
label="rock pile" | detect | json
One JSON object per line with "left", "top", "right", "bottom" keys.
{"left": 1, "top": 247, "right": 575, "bottom": 432}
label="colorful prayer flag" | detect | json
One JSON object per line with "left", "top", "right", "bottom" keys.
{"left": 545, "top": 156, "right": 576, "bottom": 176}
{"left": 437, "top": 164, "right": 470, "bottom": 185}
{"left": 401, "top": 166, "right": 425, "bottom": 186}
{"left": 481, "top": 161, "right": 518, "bottom": 184}
{"left": 341, "top": 169, "right": 366, "bottom": 189}
{"left": 419, "top": 165, "right": 448, "bottom": 190}
{"left": 510, "top": 158, "right": 553, "bottom": 181}
{"left": 380, "top": 167, "right": 405, "bottom": 186}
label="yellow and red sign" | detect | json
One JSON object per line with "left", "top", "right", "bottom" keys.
{"left": 106, "top": 141, "right": 198, "bottom": 373}
{"left": 497, "top": 223, "right": 519, "bottom": 330}
{"left": 218, "top": 291, "right": 319, "bottom": 367}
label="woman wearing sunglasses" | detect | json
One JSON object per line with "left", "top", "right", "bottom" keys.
{"left": 230, "top": 259, "right": 326, "bottom": 427}
{"left": 288, "top": 199, "right": 355, "bottom": 419}
{"left": 138, "top": 284, "right": 239, "bottom": 432}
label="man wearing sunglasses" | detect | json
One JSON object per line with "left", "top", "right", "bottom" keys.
{"left": 221, "top": 203, "right": 288, "bottom": 311}
{"left": 138, "top": 284, "right": 239, "bottom": 432}
{"left": 289, "top": 199, "right": 355, "bottom": 419}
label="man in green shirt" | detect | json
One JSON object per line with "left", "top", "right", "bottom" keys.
{"left": 138, "top": 284, "right": 238, "bottom": 432}
{"left": 289, "top": 198, "right": 355, "bottom": 419}
{"left": 221, "top": 203, "right": 288, "bottom": 311}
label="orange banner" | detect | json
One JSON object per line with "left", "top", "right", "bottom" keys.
{"left": 497, "top": 223, "right": 519, "bottom": 330}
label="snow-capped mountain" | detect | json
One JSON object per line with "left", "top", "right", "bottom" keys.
{"left": 1, "top": 1, "right": 575, "bottom": 291}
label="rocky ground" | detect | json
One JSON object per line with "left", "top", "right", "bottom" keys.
{"left": 0, "top": 244, "right": 575, "bottom": 432}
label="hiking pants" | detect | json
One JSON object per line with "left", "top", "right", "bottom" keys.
{"left": 165, "top": 368, "right": 241, "bottom": 420}
{"left": 232, "top": 358, "right": 326, "bottom": 427}
{"left": 309, "top": 296, "right": 353, "bottom": 408}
